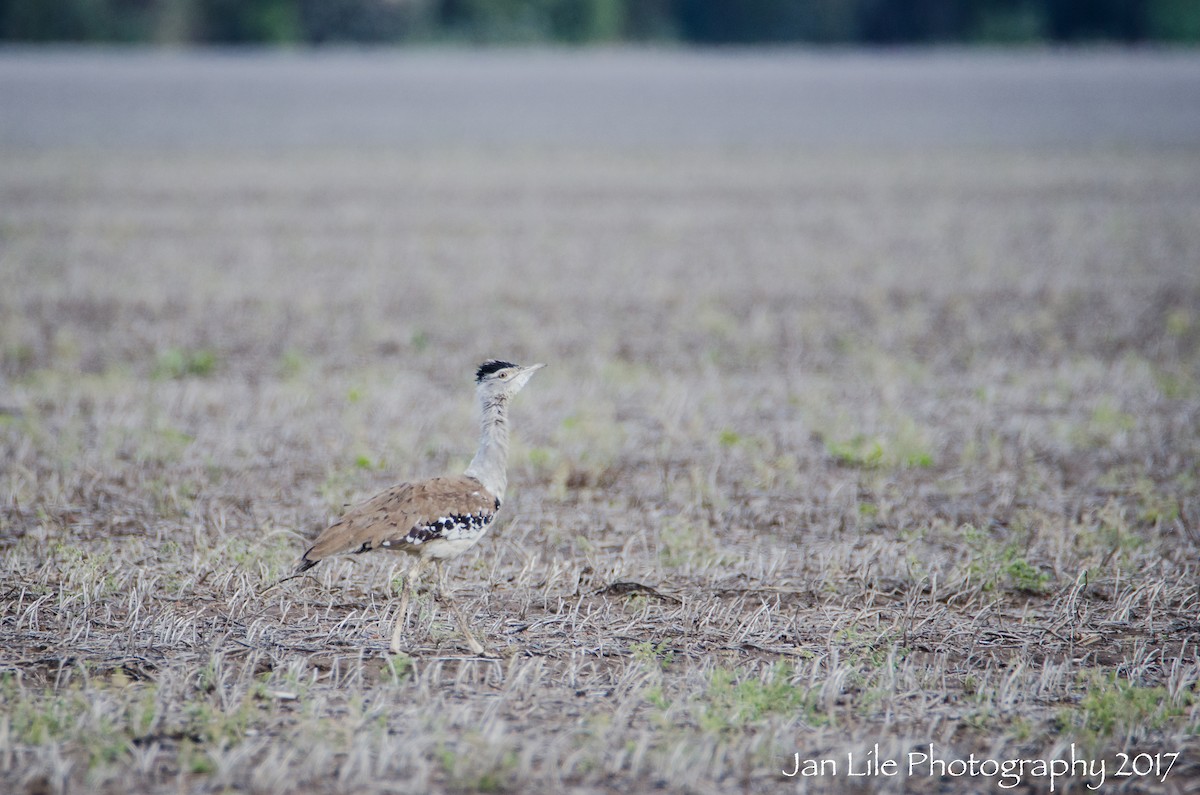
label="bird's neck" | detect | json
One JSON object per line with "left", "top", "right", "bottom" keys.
{"left": 464, "top": 394, "right": 510, "bottom": 500}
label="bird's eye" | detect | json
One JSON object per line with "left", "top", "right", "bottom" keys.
{"left": 498, "top": 372, "right": 509, "bottom": 379}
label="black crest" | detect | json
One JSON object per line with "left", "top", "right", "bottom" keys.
{"left": 475, "top": 359, "right": 516, "bottom": 382}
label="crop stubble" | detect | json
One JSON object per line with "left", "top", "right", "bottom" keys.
{"left": 1, "top": 147, "right": 1198, "bottom": 793}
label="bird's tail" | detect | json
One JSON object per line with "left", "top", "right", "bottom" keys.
{"left": 295, "top": 550, "right": 320, "bottom": 574}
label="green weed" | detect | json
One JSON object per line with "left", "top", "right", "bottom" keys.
{"left": 183, "top": 695, "right": 255, "bottom": 745}
{"left": 718, "top": 428, "right": 742, "bottom": 448}
{"left": 630, "top": 640, "right": 675, "bottom": 669}
{"left": 1132, "top": 477, "right": 1182, "bottom": 526}
{"left": 826, "top": 421, "right": 934, "bottom": 469}
{"left": 659, "top": 518, "right": 722, "bottom": 568}
{"left": 277, "top": 348, "right": 308, "bottom": 378}
{"left": 696, "top": 663, "right": 814, "bottom": 733}
{"left": 1075, "top": 502, "right": 1145, "bottom": 567}
{"left": 3, "top": 680, "right": 91, "bottom": 746}
{"left": 1165, "top": 308, "right": 1193, "bottom": 337}
{"left": 644, "top": 685, "right": 671, "bottom": 711}
{"left": 961, "top": 524, "right": 1051, "bottom": 594}
{"left": 1067, "top": 398, "right": 1136, "bottom": 448}
{"left": 439, "top": 737, "right": 519, "bottom": 793}
{"left": 387, "top": 654, "right": 415, "bottom": 681}
{"left": 827, "top": 435, "right": 884, "bottom": 468}
{"left": 181, "top": 740, "right": 218, "bottom": 775}
{"left": 1003, "top": 554, "right": 1050, "bottom": 593}
{"left": 1061, "top": 671, "right": 1195, "bottom": 745}
{"left": 153, "top": 347, "right": 217, "bottom": 379}
{"left": 354, "top": 452, "right": 383, "bottom": 470}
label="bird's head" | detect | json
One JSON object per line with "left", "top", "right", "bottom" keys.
{"left": 475, "top": 359, "right": 545, "bottom": 401}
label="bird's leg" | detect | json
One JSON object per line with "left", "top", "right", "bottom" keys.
{"left": 390, "top": 557, "right": 426, "bottom": 654}
{"left": 433, "top": 560, "right": 486, "bottom": 656}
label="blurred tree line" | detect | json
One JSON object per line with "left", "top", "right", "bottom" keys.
{"left": 1, "top": 0, "right": 1198, "bottom": 45}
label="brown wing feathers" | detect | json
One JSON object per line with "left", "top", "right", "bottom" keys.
{"left": 298, "top": 475, "right": 499, "bottom": 572}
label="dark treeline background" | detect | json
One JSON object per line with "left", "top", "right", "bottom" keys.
{"left": 2, "top": 0, "right": 1198, "bottom": 45}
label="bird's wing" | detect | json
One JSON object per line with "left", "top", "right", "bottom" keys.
{"left": 299, "top": 475, "right": 499, "bottom": 570}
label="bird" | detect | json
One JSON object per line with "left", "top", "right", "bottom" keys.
{"left": 297, "top": 359, "right": 545, "bottom": 655}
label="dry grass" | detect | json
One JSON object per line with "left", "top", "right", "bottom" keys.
{"left": 2, "top": 146, "right": 1199, "bottom": 794}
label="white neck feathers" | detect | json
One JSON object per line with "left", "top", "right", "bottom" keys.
{"left": 463, "top": 394, "right": 510, "bottom": 500}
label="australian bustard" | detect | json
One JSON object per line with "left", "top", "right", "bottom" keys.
{"left": 297, "top": 359, "right": 544, "bottom": 654}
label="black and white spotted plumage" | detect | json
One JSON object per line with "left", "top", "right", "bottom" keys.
{"left": 299, "top": 475, "right": 501, "bottom": 570}
{"left": 396, "top": 508, "right": 496, "bottom": 547}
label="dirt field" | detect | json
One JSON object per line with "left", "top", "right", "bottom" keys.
{"left": 2, "top": 52, "right": 1199, "bottom": 795}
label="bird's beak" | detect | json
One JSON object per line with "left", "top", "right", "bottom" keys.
{"left": 509, "top": 362, "right": 545, "bottom": 390}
